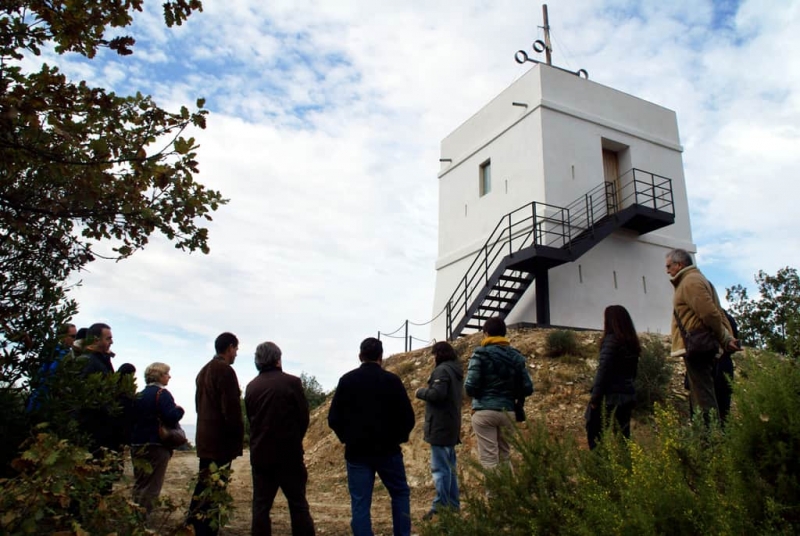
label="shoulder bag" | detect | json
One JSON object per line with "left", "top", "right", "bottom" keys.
{"left": 673, "top": 310, "right": 719, "bottom": 360}
{"left": 156, "top": 388, "right": 187, "bottom": 449}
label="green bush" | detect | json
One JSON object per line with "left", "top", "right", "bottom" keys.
{"left": 424, "top": 350, "right": 800, "bottom": 535}
{"left": 301, "top": 372, "right": 328, "bottom": 410}
{"left": 545, "top": 330, "right": 579, "bottom": 358}
{"left": 0, "top": 429, "right": 146, "bottom": 535}
{"left": 187, "top": 461, "right": 236, "bottom": 534}
{"left": 635, "top": 335, "right": 672, "bottom": 411}
{"left": 425, "top": 421, "right": 583, "bottom": 536}
{"left": 728, "top": 351, "right": 800, "bottom": 528}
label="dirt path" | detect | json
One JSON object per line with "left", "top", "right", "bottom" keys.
{"left": 123, "top": 449, "right": 434, "bottom": 535}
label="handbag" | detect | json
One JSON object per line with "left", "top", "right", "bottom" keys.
{"left": 156, "top": 389, "right": 187, "bottom": 449}
{"left": 673, "top": 310, "right": 719, "bottom": 358}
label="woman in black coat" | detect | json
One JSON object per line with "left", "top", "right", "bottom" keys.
{"left": 131, "top": 362, "right": 184, "bottom": 513}
{"left": 586, "top": 305, "right": 640, "bottom": 450}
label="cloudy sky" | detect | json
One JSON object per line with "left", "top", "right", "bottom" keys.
{"left": 40, "top": 0, "right": 799, "bottom": 421}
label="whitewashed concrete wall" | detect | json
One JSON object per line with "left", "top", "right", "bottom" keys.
{"left": 431, "top": 64, "right": 695, "bottom": 340}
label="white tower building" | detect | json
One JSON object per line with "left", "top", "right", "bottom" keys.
{"left": 431, "top": 62, "right": 695, "bottom": 340}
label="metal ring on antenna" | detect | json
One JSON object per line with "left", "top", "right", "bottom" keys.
{"left": 577, "top": 69, "right": 589, "bottom": 79}
{"left": 533, "top": 40, "right": 547, "bottom": 53}
{"left": 514, "top": 50, "right": 531, "bottom": 64}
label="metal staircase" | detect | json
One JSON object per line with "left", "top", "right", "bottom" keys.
{"left": 444, "top": 168, "right": 676, "bottom": 340}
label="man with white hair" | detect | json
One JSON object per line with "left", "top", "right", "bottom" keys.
{"left": 245, "top": 341, "right": 315, "bottom": 536}
{"left": 666, "top": 248, "right": 739, "bottom": 424}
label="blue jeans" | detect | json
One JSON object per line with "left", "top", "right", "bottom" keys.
{"left": 346, "top": 452, "right": 411, "bottom": 536}
{"left": 430, "top": 445, "right": 459, "bottom": 512}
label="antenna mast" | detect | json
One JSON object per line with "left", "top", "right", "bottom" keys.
{"left": 542, "top": 4, "right": 553, "bottom": 65}
{"left": 514, "top": 4, "right": 588, "bottom": 79}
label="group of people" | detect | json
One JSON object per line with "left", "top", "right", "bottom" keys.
{"left": 33, "top": 247, "right": 740, "bottom": 535}
{"left": 325, "top": 321, "right": 534, "bottom": 535}
{"left": 149, "top": 325, "right": 530, "bottom": 536}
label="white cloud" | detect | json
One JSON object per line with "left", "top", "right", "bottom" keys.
{"left": 26, "top": 0, "right": 796, "bottom": 422}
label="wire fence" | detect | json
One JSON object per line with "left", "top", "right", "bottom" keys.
{"left": 377, "top": 303, "right": 447, "bottom": 352}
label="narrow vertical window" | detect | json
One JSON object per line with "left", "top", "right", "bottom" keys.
{"left": 642, "top": 275, "right": 647, "bottom": 294}
{"left": 479, "top": 159, "right": 491, "bottom": 196}
{"left": 578, "top": 264, "right": 583, "bottom": 284}
{"left": 613, "top": 270, "right": 618, "bottom": 289}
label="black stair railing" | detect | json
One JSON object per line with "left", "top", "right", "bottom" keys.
{"left": 444, "top": 169, "right": 674, "bottom": 339}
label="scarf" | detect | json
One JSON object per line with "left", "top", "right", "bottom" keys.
{"left": 481, "top": 336, "right": 510, "bottom": 347}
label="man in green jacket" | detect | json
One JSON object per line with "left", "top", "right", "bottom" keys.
{"left": 464, "top": 317, "right": 533, "bottom": 468}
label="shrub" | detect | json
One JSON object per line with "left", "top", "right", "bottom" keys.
{"left": 727, "top": 350, "right": 800, "bottom": 529}
{"left": 545, "top": 330, "right": 579, "bottom": 357}
{"left": 425, "top": 350, "right": 800, "bottom": 535}
{"left": 187, "top": 461, "right": 236, "bottom": 534}
{"left": 635, "top": 335, "right": 672, "bottom": 411}
{"left": 424, "top": 420, "right": 583, "bottom": 536}
{"left": 301, "top": 372, "right": 328, "bottom": 410}
{"left": 423, "top": 410, "right": 753, "bottom": 536}
{"left": 0, "top": 430, "right": 146, "bottom": 535}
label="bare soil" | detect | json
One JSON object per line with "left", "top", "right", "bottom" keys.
{"left": 120, "top": 328, "right": 686, "bottom": 535}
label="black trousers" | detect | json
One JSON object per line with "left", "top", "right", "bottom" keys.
{"left": 714, "top": 354, "right": 734, "bottom": 423}
{"left": 252, "top": 459, "right": 315, "bottom": 536}
{"left": 685, "top": 352, "right": 734, "bottom": 425}
{"left": 187, "top": 457, "right": 232, "bottom": 536}
{"left": 586, "top": 401, "right": 634, "bottom": 450}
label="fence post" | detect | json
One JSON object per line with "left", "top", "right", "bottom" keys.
{"left": 404, "top": 320, "right": 409, "bottom": 352}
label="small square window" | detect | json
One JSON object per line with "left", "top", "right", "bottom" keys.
{"left": 479, "top": 160, "right": 491, "bottom": 196}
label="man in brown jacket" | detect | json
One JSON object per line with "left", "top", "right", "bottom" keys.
{"left": 666, "top": 249, "right": 739, "bottom": 424}
{"left": 187, "top": 332, "right": 244, "bottom": 536}
{"left": 245, "top": 341, "right": 315, "bottom": 536}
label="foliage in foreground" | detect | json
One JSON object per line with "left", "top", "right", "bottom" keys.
{"left": 0, "top": 429, "right": 237, "bottom": 535}
{"left": 424, "top": 350, "right": 800, "bottom": 535}
{"left": 0, "top": 430, "right": 145, "bottom": 535}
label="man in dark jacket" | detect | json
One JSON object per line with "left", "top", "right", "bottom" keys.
{"left": 188, "top": 332, "right": 244, "bottom": 536}
{"left": 415, "top": 341, "right": 463, "bottom": 520}
{"left": 245, "top": 341, "right": 315, "bottom": 536}
{"left": 328, "top": 337, "right": 415, "bottom": 536}
{"left": 464, "top": 317, "right": 533, "bottom": 469}
{"left": 79, "top": 322, "right": 118, "bottom": 453}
